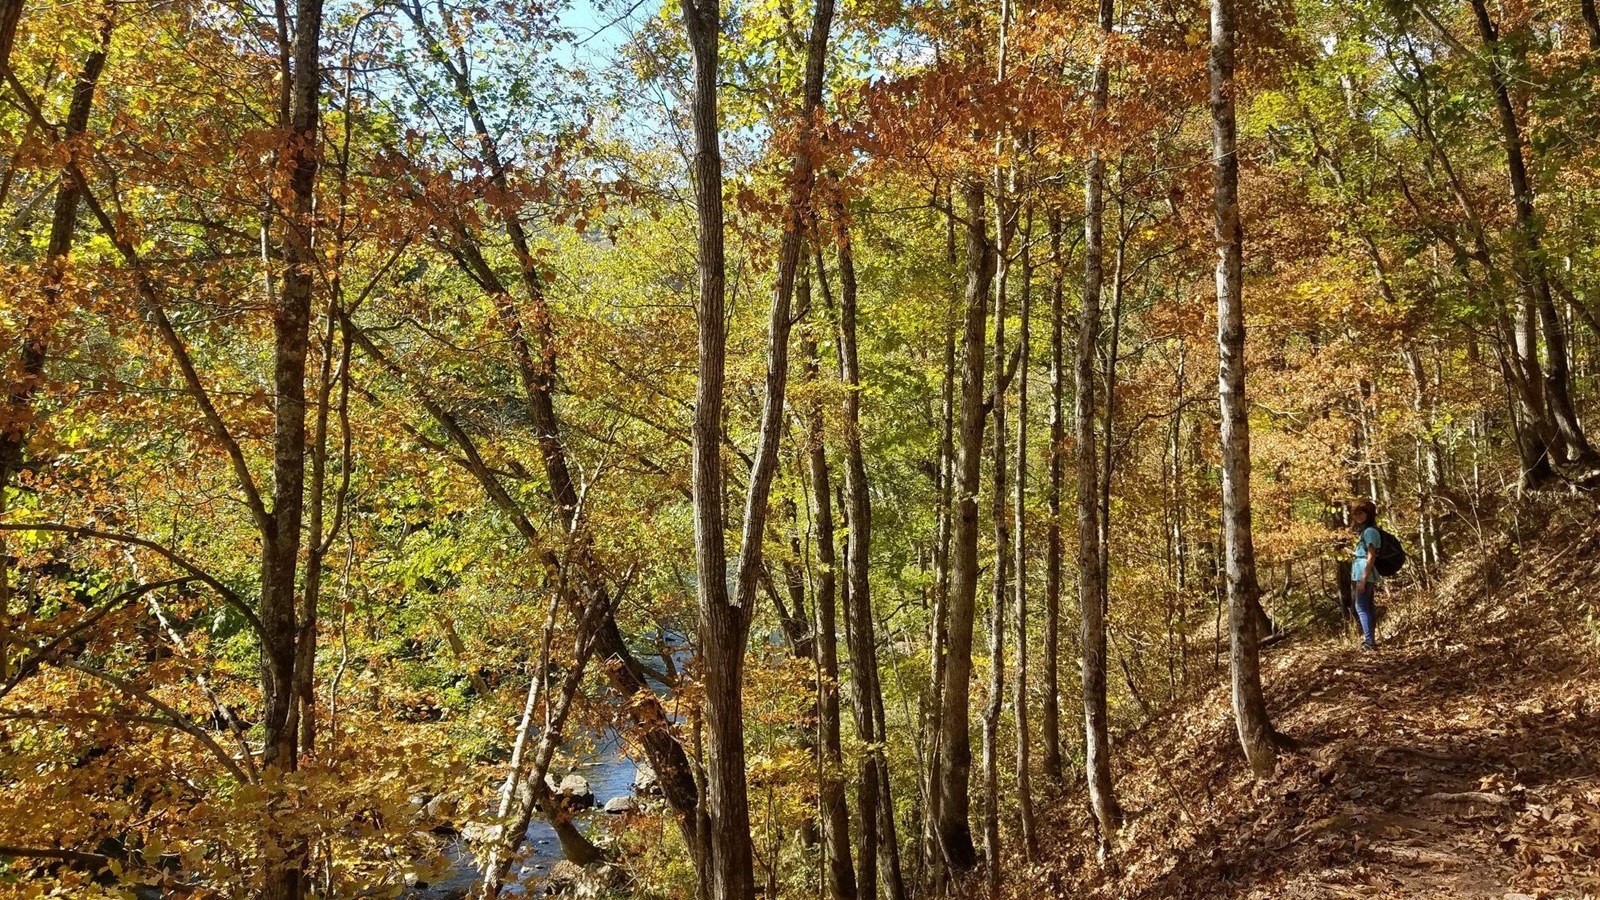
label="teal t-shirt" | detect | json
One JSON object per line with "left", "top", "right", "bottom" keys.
{"left": 1352, "top": 525, "right": 1382, "bottom": 585}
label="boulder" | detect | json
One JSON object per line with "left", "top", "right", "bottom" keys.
{"left": 631, "top": 763, "right": 661, "bottom": 797}
{"left": 424, "top": 794, "right": 457, "bottom": 823}
{"left": 459, "top": 821, "right": 503, "bottom": 844}
{"left": 547, "top": 860, "right": 585, "bottom": 883}
{"left": 603, "top": 796, "right": 635, "bottom": 815}
{"left": 544, "top": 863, "right": 627, "bottom": 900}
{"left": 546, "top": 772, "right": 595, "bottom": 808}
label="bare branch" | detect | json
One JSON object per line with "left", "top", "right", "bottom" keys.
{"left": 0, "top": 523, "right": 261, "bottom": 634}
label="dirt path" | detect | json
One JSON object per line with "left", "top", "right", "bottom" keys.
{"left": 1025, "top": 518, "right": 1600, "bottom": 899}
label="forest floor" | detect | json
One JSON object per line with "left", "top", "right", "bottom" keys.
{"left": 1016, "top": 502, "right": 1600, "bottom": 899}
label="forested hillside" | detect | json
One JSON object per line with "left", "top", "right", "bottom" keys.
{"left": 0, "top": 0, "right": 1597, "bottom": 895}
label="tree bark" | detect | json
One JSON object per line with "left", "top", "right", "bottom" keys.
{"left": 0, "top": 14, "right": 109, "bottom": 682}
{"left": 1079, "top": 0, "right": 1118, "bottom": 854}
{"left": 982, "top": 177, "right": 1014, "bottom": 900}
{"left": 260, "top": 0, "right": 324, "bottom": 892}
{"left": 1012, "top": 208, "right": 1038, "bottom": 860}
{"left": 921, "top": 259, "right": 957, "bottom": 892}
{"left": 1210, "top": 0, "right": 1277, "bottom": 780}
{"left": 934, "top": 180, "right": 993, "bottom": 876}
{"left": 804, "top": 329, "right": 858, "bottom": 900}
{"left": 1468, "top": 0, "right": 1598, "bottom": 470}
{"left": 682, "top": 0, "right": 754, "bottom": 877}
{"left": 1041, "top": 210, "right": 1065, "bottom": 784}
{"left": 826, "top": 185, "right": 906, "bottom": 900}
{"left": 680, "top": 0, "right": 824, "bottom": 888}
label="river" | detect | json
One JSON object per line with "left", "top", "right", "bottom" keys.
{"left": 411, "top": 728, "right": 641, "bottom": 898}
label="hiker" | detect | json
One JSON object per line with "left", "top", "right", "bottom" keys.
{"left": 1350, "top": 498, "right": 1382, "bottom": 651}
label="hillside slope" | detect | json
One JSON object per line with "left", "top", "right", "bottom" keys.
{"left": 1018, "top": 505, "right": 1600, "bottom": 899}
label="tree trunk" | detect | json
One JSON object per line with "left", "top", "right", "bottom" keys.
{"left": 477, "top": 594, "right": 610, "bottom": 898}
{"left": 1468, "top": 0, "right": 1598, "bottom": 471}
{"left": 804, "top": 328, "right": 858, "bottom": 900}
{"left": 934, "top": 179, "right": 993, "bottom": 876}
{"left": 0, "top": 16, "right": 108, "bottom": 682}
{"left": 1012, "top": 209, "right": 1038, "bottom": 860}
{"left": 1041, "top": 211, "right": 1065, "bottom": 785}
{"left": 982, "top": 175, "right": 1015, "bottom": 900}
{"left": 0, "top": 0, "right": 23, "bottom": 72}
{"left": 1210, "top": 0, "right": 1277, "bottom": 780}
{"left": 821, "top": 191, "right": 907, "bottom": 900}
{"left": 292, "top": 310, "right": 351, "bottom": 755}
{"left": 681, "top": 0, "right": 825, "bottom": 888}
{"left": 1079, "top": 0, "right": 1118, "bottom": 854}
{"left": 681, "top": 0, "right": 753, "bottom": 892}
{"left": 921, "top": 261, "right": 957, "bottom": 892}
{"left": 260, "top": 0, "right": 324, "bottom": 892}
{"left": 1404, "top": 345, "right": 1443, "bottom": 570}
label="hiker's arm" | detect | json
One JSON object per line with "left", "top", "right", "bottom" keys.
{"left": 1357, "top": 530, "right": 1376, "bottom": 590}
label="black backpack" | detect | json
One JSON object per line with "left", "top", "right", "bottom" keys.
{"left": 1374, "top": 527, "right": 1407, "bottom": 577}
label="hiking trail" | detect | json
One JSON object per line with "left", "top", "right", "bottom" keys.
{"left": 1016, "top": 507, "right": 1600, "bottom": 899}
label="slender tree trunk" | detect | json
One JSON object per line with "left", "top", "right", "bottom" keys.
{"left": 1404, "top": 346, "right": 1443, "bottom": 569}
{"left": 1042, "top": 211, "right": 1065, "bottom": 784}
{"left": 0, "top": 15, "right": 109, "bottom": 681}
{"left": 809, "top": 423, "right": 858, "bottom": 900}
{"left": 827, "top": 185, "right": 906, "bottom": 900}
{"left": 681, "top": 0, "right": 823, "bottom": 887}
{"left": 1012, "top": 210, "right": 1038, "bottom": 860}
{"left": 921, "top": 249, "right": 958, "bottom": 893}
{"left": 934, "top": 180, "right": 993, "bottom": 876}
{"left": 477, "top": 594, "right": 610, "bottom": 898}
{"left": 1167, "top": 336, "right": 1189, "bottom": 697}
{"left": 1098, "top": 218, "right": 1125, "bottom": 621}
{"left": 261, "top": 0, "right": 324, "bottom": 892}
{"left": 804, "top": 315, "right": 858, "bottom": 900}
{"left": 1079, "top": 0, "right": 1118, "bottom": 854}
{"left": 1469, "top": 0, "right": 1597, "bottom": 470}
{"left": 292, "top": 310, "right": 351, "bottom": 755}
{"left": 1210, "top": 0, "right": 1276, "bottom": 780}
{"left": 981, "top": 176, "right": 1015, "bottom": 900}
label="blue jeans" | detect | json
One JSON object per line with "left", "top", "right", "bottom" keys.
{"left": 1354, "top": 583, "right": 1377, "bottom": 645}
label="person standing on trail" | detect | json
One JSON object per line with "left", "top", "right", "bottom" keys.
{"left": 1350, "top": 498, "right": 1382, "bottom": 651}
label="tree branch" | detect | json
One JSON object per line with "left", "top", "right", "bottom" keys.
{"left": 0, "top": 524, "right": 260, "bottom": 634}
{"left": 0, "top": 576, "right": 197, "bottom": 703}
{"left": 1, "top": 72, "right": 271, "bottom": 531}
{"left": 52, "top": 660, "right": 254, "bottom": 784}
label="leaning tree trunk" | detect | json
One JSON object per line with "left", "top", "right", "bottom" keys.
{"left": 1210, "top": 0, "right": 1277, "bottom": 780}
{"left": 1079, "top": 0, "right": 1118, "bottom": 856}
{"left": 1467, "top": 0, "right": 1598, "bottom": 473}
{"left": 399, "top": 2, "right": 707, "bottom": 832}
{"left": 0, "top": 16, "right": 108, "bottom": 681}
{"left": 933, "top": 180, "right": 993, "bottom": 877}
